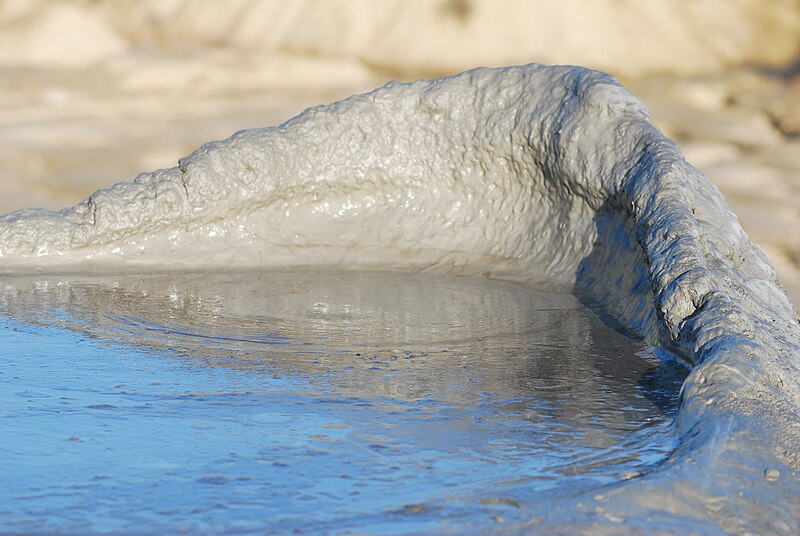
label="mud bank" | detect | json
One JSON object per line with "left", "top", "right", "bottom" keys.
{"left": 1, "top": 64, "right": 798, "bottom": 532}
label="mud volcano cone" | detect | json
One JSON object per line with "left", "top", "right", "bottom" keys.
{"left": 1, "top": 64, "right": 798, "bottom": 533}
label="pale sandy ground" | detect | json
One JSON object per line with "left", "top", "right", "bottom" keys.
{"left": 0, "top": 0, "right": 798, "bottom": 307}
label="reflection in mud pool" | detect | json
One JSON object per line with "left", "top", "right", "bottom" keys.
{"left": 0, "top": 270, "right": 686, "bottom": 533}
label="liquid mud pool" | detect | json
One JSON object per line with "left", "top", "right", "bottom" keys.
{"left": 0, "top": 270, "right": 687, "bottom": 534}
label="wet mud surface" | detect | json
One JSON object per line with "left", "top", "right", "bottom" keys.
{"left": 0, "top": 270, "right": 686, "bottom": 533}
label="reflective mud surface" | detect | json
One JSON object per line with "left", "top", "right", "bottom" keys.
{"left": 0, "top": 270, "right": 687, "bottom": 534}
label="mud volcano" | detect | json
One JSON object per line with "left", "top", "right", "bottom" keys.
{"left": 1, "top": 64, "right": 798, "bottom": 533}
